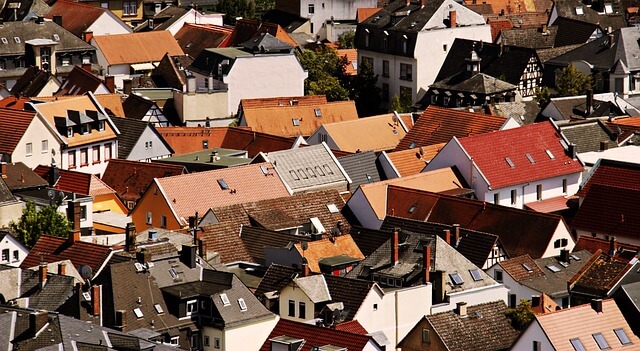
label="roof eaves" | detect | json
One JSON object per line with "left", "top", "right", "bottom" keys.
{"left": 27, "top": 102, "right": 67, "bottom": 146}
{"left": 380, "top": 151, "right": 401, "bottom": 177}
{"left": 154, "top": 178, "right": 184, "bottom": 226}
{"left": 321, "top": 141, "right": 353, "bottom": 185}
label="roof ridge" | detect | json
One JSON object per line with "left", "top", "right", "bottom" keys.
{"left": 54, "top": 0, "right": 107, "bottom": 11}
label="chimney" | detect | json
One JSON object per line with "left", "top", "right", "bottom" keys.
{"left": 568, "top": 143, "right": 577, "bottom": 160}
{"left": 39, "top": 263, "right": 48, "bottom": 288}
{"left": 91, "top": 284, "right": 101, "bottom": 317}
{"left": 560, "top": 249, "right": 570, "bottom": 263}
{"left": 181, "top": 244, "right": 196, "bottom": 269}
{"left": 609, "top": 236, "right": 617, "bottom": 256}
{"left": 600, "top": 141, "right": 609, "bottom": 151}
{"left": 449, "top": 10, "right": 456, "bottom": 28}
{"left": 591, "top": 299, "right": 603, "bottom": 313}
{"left": 52, "top": 15, "right": 62, "bottom": 27}
{"left": 136, "top": 248, "right": 151, "bottom": 264}
{"left": 67, "top": 200, "right": 82, "bottom": 244}
{"left": 452, "top": 224, "right": 460, "bottom": 247}
{"left": 125, "top": 222, "right": 136, "bottom": 252}
{"left": 83, "top": 31, "right": 93, "bottom": 43}
{"left": 48, "top": 164, "right": 60, "bottom": 186}
{"left": 123, "top": 79, "right": 133, "bottom": 95}
{"left": 531, "top": 295, "right": 541, "bottom": 307}
{"left": 456, "top": 301, "right": 467, "bottom": 316}
{"left": 115, "top": 310, "right": 126, "bottom": 331}
{"left": 392, "top": 228, "right": 400, "bottom": 265}
{"left": 420, "top": 0, "right": 425, "bottom": 7}
{"left": 405, "top": 0, "right": 410, "bottom": 6}
{"left": 58, "top": 262, "right": 66, "bottom": 275}
{"left": 302, "top": 260, "right": 310, "bottom": 277}
{"left": 82, "top": 63, "right": 92, "bottom": 73}
{"left": 443, "top": 229, "right": 451, "bottom": 245}
{"left": 0, "top": 162, "right": 6, "bottom": 179}
{"left": 29, "top": 311, "right": 49, "bottom": 337}
{"left": 198, "top": 239, "right": 207, "bottom": 261}
{"left": 541, "top": 23, "right": 547, "bottom": 33}
{"left": 434, "top": 270, "right": 446, "bottom": 304}
{"left": 148, "top": 229, "right": 158, "bottom": 241}
{"left": 608, "top": 33, "right": 615, "bottom": 49}
{"left": 104, "top": 76, "right": 115, "bottom": 93}
{"left": 187, "top": 75, "right": 196, "bottom": 94}
{"left": 422, "top": 245, "right": 431, "bottom": 283}
{"left": 586, "top": 89, "right": 593, "bottom": 115}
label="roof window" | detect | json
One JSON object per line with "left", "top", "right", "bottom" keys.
{"left": 469, "top": 269, "right": 483, "bottom": 281}
{"left": 292, "top": 118, "right": 300, "bottom": 126}
{"left": 220, "top": 293, "right": 230, "bottom": 306}
{"left": 570, "top": 338, "right": 587, "bottom": 351}
{"left": 53, "top": 34, "right": 60, "bottom": 41}
{"left": 526, "top": 153, "right": 535, "bottom": 164}
{"left": 546, "top": 264, "right": 561, "bottom": 273}
{"left": 505, "top": 157, "right": 515, "bottom": 168}
{"left": 289, "top": 170, "right": 300, "bottom": 180}
{"left": 592, "top": 333, "right": 610, "bottom": 350}
{"left": 450, "top": 273, "right": 464, "bottom": 285}
{"left": 408, "top": 204, "right": 417, "bottom": 214}
{"left": 238, "top": 298, "right": 247, "bottom": 311}
{"left": 614, "top": 328, "right": 632, "bottom": 345}
{"left": 314, "top": 108, "right": 322, "bottom": 117}
{"left": 217, "top": 179, "right": 229, "bottom": 190}
{"left": 326, "top": 204, "right": 339, "bottom": 213}
{"left": 154, "top": 304, "right": 164, "bottom": 314}
{"left": 576, "top": 6, "right": 584, "bottom": 14}
{"left": 409, "top": 141, "right": 417, "bottom": 149}
{"left": 133, "top": 307, "right": 143, "bottom": 318}
{"left": 522, "top": 263, "right": 533, "bottom": 272}
{"left": 1, "top": 38, "right": 6, "bottom": 44}
{"left": 545, "top": 149, "right": 555, "bottom": 159}
{"left": 570, "top": 254, "right": 581, "bottom": 261}
{"left": 13, "top": 37, "right": 20, "bottom": 43}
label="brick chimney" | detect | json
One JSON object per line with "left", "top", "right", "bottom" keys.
{"left": 29, "top": 310, "right": 49, "bottom": 337}
{"left": 600, "top": 141, "right": 609, "bottom": 151}
{"left": 123, "top": 79, "right": 133, "bottom": 95}
{"left": 609, "top": 236, "right": 617, "bottom": 256}
{"left": 560, "top": 249, "right": 570, "bottom": 263}
{"left": 434, "top": 270, "right": 446, "bottom": 303}
{"left": 302, "top": 260, "right": 310, "bottom": 277}
{"left": 58, "top": 262, "right": 66, "bottom": 275}
{"left": 180, "top": 244, "right": 196, "bottom": 269}
{"left": 422, "top": 245, "right": 431, "bottom": 283}
{"left": 91, "top": 284, "right": 101, "bottom": 317}
{"left": 531, "top": 295, "right": 541, "bottom": 307}
{"left": 443, "top": 229, "right": 451, "bottom": 245}
{"left": 586, "top": 89, "right": 593, "bottom": 115}
{"left": 48, "top": 164, "right": 60, "bottom": 186}
{"left": 39, "top": 263, "right": 48, "bottom": 288}
{"left": 452, "top": 224, "right": 460, "bottom": 247}
{"left": 67, "top": 200, "right": 82, "bottom": 244}
{"left": 125, "top": 222, "right": 136, "bottom": 252}
{"left": 591, "top": 299, "right": 603, "bottom": 313}
{"left": 449, "top": 10, "right": 457, "bottom": 28}
{"left": 198, "top": 239, "right": 207, "bottom": 261}
{"left": 136, "top": 248, "right": 151, "bottom": 264}
{"left": 115, "top": 310, "right": 126, "bottom": 331}
{"left": 104, "top": 76, "right": 115, "bottom": 93}
{"left": 392, "top": 228, "right": 400, "bottom": 265}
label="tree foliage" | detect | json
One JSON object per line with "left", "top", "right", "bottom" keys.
{"left": 556, "top": 64, "right": 592, "bottom": 97}
{"left": 352, "top": 58, "right": 381, "bottom": 116}
{"left": 10, "top": 201, "right": 71, "bottom": 248}
{"left": 215, "top": 0, "right": 256, "bottom": 25}
{"left": 533, "top": 86, "right": 551, "bottom": 106}
{"left": 337, "top": 30, "right": 355, "bottom": 49}
{"left": 389, "top": 91, "right": 413, "bottom": 113}
{"left": 505, "top": 299, "right": 536, "bottom": 331}
{"left": 297, "top": 47, "right": 350, "bottom": 101}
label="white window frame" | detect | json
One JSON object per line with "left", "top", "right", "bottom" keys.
{"left": 26, "top": 142, "right": 33, "bottom": 156}
{"left": 186, "top": 299, "right": 198, "bottom": 316}
{"left": 146, "top": 211, "right": 152, "bottom": 225}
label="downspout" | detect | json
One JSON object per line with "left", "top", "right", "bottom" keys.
{"left": 522, "top": 182, "right": 529, "bottom": 207}
{"left": 395, "top": 290, "right": 399, "bottom": 348}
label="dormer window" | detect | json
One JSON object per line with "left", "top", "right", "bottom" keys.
{"left": 67, "top": 127, "right": 73, "bottom": 137}
{"left": 98, "top": 120, "right": 105, "bottom": 131}
{"left": 81, "top": 124, "right": 91, "bottom": 134}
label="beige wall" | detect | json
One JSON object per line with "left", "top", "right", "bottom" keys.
{"left": 173, "top": 90, "right": 229, "bottom": 123}
{"left": 398, "top": 318, "right": 448, "bottom": 351}
{"left": 279, "top": 284, "right": 316, "bottom": 323}
{"left": 0, "top": 203, "right": 23, "bottom": 229}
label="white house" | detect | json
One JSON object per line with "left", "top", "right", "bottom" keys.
{"left": 425, "top": 120, "right": 585, "bottom": 210}
{"left": 0, "top": 232, "right": 29, "bottom": 267}
{"left": 151, "top": 7, "right": 224, "bottom": 35}
{"left": 355, "top": 0, "right": 491, "bottom": 106}
{"left": 46, "top": 0, "right": 132, "bottom": 38}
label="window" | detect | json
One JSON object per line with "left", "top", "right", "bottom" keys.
{"left": 314, "top": 108, "right": 322, "bottom": 117}
{"left": 400, "top": 86, "right": 412, "bottom": 101}
{"left": 382, "top": 60, "right": 389, "bottom": 77}
{"left": 469, "top": 269, "right": 482, "bottom": 281}
{"left": 288, "top": 300, "right": 295, "bottom": 317}
{"left": 562, "top": 178, "right": 567, "bottom": 194}
{"left": 82, "top": 56, "right": 91, "bottom": 64}
{"left": 123, "top": 1, "right": 137, "bottom": 15}
{"left": 204, "top": 336, "right": 210, "bottom": 347}
{"left": 41, "top": 140, "right": 48, "bottom": 153}
{"left": 509, "top": 294, "right": 517, "bottom": 308}
{"left": 238, "top": 298, "right": 247, "bottom": 311}
{"left": 133, "top": 307, "right": 143, "bottom": 318}
{"left": 105, "top": 143, "right": 112, "bottom": 160}
{"left": 570, "top": 338, "right": 587, "bottom": 351}
{"left": 146, "top": 211, "right": 152, "bottom": 225}
{"left": 217, "top": 179, "right": 229, "bottom": 190}
{"left": 68, "top": 152, "right": 76, "bottom": 168}
{"left": 67, "top": 127, "right": 74, "bottom": 138}
{"left": 154, "top": 304, "right": 164, "bottom": 314}
{"left": 614, "top": 328, "right": 632, "bottom": 345}
{"left": 214, "top": 338, "right": 220, "bottom": 349}
{"left": 0, "top": 38, "right": 6, "bottom": 44}
{"left": 576, "top": 5, "right": 584, "bottom": 14}
{"left": 26, "top": 142, "right": 32, "bottom": 156}
{"left": 292, "top": 118, "right": 300, "bottom": 126}
{"left": 12, "top": 250, "right": 18, "bottom": 262}
{"left": 373, "top": 303, "right": 378, "bottom": 311}
{"left": 186, "top": 299, "right": 198, "bottom": 316}
{"left": 98, "top": 120, "right": 105, "bottom": 131}
{"left": 13, "top": 37, "right": 20, "bottom": 43}
{"left": 511, "top": 189, "right": 517, "bottom": 205}
{"left": 400, "top": 63, "right": 412, "bottom": 81}
{"left": 443, "top": 44, "right": 447, "bottom": 51}
{"left": 1, "top": 249, "right": 8, "bottom": 262}
{"left": 402, "top": 36, "right": 408, "bottom": 54}
{"left": 381, "top": 36, "right": 388, "bottom": 50}
{"left": 364, "top": 31, "right": 369, "bottom": 47}
{"left": 14, "top": 59, "right": 24, "bottom": 68}
{"left": 592, "top": 333, "right": 610, "bottom": 350}
{"left": 308, "top": 3, "right": 314, "bottom": 14}
{"left": 422, "top": 329, "right": 430, "bottom": 343}
{"left": 220, "top": 293, "right": 230, "bottom": 306}
{"left": 161, "top": 215, "right": 167, "bottom": 228}
{"left": 299, "top": 302, "right": 305, "bottom": 319}
{"left": 81, "top": 206, "right": 87, "bottom": 221}
{"left": 93, "top": 146, "right": 100, "bottom": 164}
{"left": 533, "top": 341, "right": 541, "bottom": 351}
{"left": 494, "top": 270, "right": 503, "bottom": 282}
{"left": 536, "top": 184, "right": 542, "bottom": 200}
{"left": 494, "top": 193, "right": 499, "bottom": 204}
{"left": 101, "top": 1, "right": 108, "bottom": 7}
{"left": 169, "top": 336, "right": 179, "bottom": 346}
{"left": 605, "top": 3, "right": 613, "bottom": 13}
{"left": 41, "top": 46, "right": 51, "bottom": 71}
{"left": 382, "top": 83, "right": 389, "bottom": 102}
{"left": 80, "top": 148, "right": 88, "bottom": 166}
{"left": 449, "top": 273, "right": 464, "bottom": 285}
{"left": 145, "top": 141, "right": 153, "bottom": 149}
{"left": 81, "top": 123, "right": 91, "bottom": 134}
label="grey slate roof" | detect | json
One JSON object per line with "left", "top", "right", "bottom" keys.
{"left": 337, "top": 151, "right": 384, "bottom": 192}
{"left": 491, "top": 100, "right": 542, "bottom": 125}
{"left": 552, "top": 0, "right": 626, "bottom": 34}
{"left": 431, "top": 72, "right": 517, "bottom": 94}
{"left": 21, "top": 272, "right": 75, "bottom": 311}
{"left": 520, "top": 250, "right": 592, "bottom": 299}
{"left": 239, "top": 226, "right": 312, "bottom": 265}
{"left": 110, "top": 117, "right": 172, "bottom": 159}
{"left": 254, "top": 263, "right": 297, "bottom": 298}
{"left": 0, "top": 20, "right": 95, "bottom": 56}
{"left": 424, "top": 301, "right": 520, "bottom": 351}
{"left": 240, "top": 32, "right": 294, "bottom": 53}
{"left": 499, "top": 26, "right": 558, "bottom": 49}
{"left": 536, "top": 44, "right": 583, "bottom": 66}
{"left": 559, "top": 119, "right": 619, "bottom": 153}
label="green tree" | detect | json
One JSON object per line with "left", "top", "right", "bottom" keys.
{"left": 10, "top": 201, "right": 71, "bottom": 248}
{"left": 352, "top": 58, "right": 381, "bottom": 116}
{"left": 337, "top": 30, "right": 355, "bottom": 49}
{"left": 254, "top": 0, "right": 275, "bottom": 17}
{"left": 297, "top": 47, "right": 350, "bottom": 101}
{"left": 505, "top": 299, "right": 536, "bottom": 331}
{"left": 389, "top": 91, "right": 413, "bottom": 113}
{"left": 556, "top": 64, "right": 592, "bottom": 97}
{"left": 215, "top": 0, "right": 256, "bottom": 25}
{"left": 533, "top": 86, "right": 551, "bottom": 106}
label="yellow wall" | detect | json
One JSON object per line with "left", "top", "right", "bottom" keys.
{"left": 131, "top": 182, "right": 182, "bottom": 231}
{"left": 84, "top": 0, "right": 143, "bottom": 24}
{"left": 94, "top": 194, "right": 128, "bottom": 214}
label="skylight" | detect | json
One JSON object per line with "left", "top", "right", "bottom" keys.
{"left": 154, "top": 304, "right": 164, "bottom": 314}
{"left": 545, "top": 149, "right": 555, "bottom": 159}
{"left": 13, "top": 37, "right": 19, "bottom": 43}
{"left": 292, "top": 118, "right": 300, "bottom": 126}
{"left": 605, "top": 3, "right": 613, "bottom": 13}
{"left": 314, "top": 108, "right": 322, "bottom": 117}
{"left": 409, "top": 141, "right": 417, "bottom": 149}
{"left": 408, "top": 204, "right": 417, "bottom": 214}
{"left": 450, "top": 273, "right": 464, "bottom": 285}
{"left": 326, "top": 204, "right": 339, "bottom": 213}
{"left": 559, "top": 261, "right": 569, "bottom": 268}
{"left": 238, "top": 298, "right": 247, "bottom": 311}
{"left": 220, "top": 293, "right": 231, "bottom": 306}
{"left": 614, "top": 328, "right": 632, "bottom": 345}
{"left": 570, "top": 254, "right": 581, "bottom": 261}
{"left": 576, "top": 6, "right": 584, "bottom": 14}
{"left": 53, "top": 34, "right": 60, "bottom": 41}
{"left": 505, "top": 157, "right": 515, "bottom": 168}
{"left": 469, "top": 269, "right": 483, "bottom": 281}
{"left": 593, "top": 333, "right": 610, "bottom": 350}
{"left": 546, "top": 265, "right": 561, "bottom": 273}
{"left": 522, "top": 263, "right": 533, "bottom": 272}
{"left": 133, "top": 308, "right": 143, "bottom": 318}
{"left": 526, "top": 153, "right": 535, "bottom": 164}
{"left": 570, "top": 338, "right": 587, "bottom": 351}
{"left": 217, "top": 178, "right": 229, "bottom": 190}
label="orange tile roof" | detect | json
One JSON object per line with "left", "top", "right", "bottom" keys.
{"left": 337, "top": 49, "right": 358, "bottom": 75}
{"left": 395, "top": 106, "right": 507, "bottom": 151}
{"left": 535, "top": 299, "right": 640, "bottom": 350}
{"left": 357, "top": 8, "right": 382, "bottom": 22}
{"left": 155, "top": 162, "right": 291, "bottom": 225}
{"left": 45, "top": 0, "right": 111, "bottom": 38}
{"left": 242, "top": 100, "right": 359, "bottom": 137}
{"left": 0, "top": 108, "right": 37, "bottom": 155}
{"left": 32, "top": 95, "right": 118, "bottom": 147}
{"left": 93, "top": 94, "right": 125, "bottom": 117}
{"left": 0, "top": 96, "right": 32, "bottom": 110}
{"left": 239, "top": 95, "right": 328, "bottom": 110}
{"left": 610, "top": 116, "right": 640, "bottom": 127}
{"left": 294, "top": 234, "right": 364, "bottom": 273}
{"left": 319, "top": 113, "right": 407, "bottom": 152}
{"left": 34, "top": 165, "right": 116, "bottom": 196}
{"left": 386, "top": 144, "right": 444, "bottom": 176}
{"left": 524, "top": 195, "right": 571, "bottom": 213}
{"left": 92, "top": 31, "right": 184, "bottom": 65}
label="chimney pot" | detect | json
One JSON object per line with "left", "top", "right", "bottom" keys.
{"left": 180, "top": 244, "right": 196, "bottom": 269}
{"left": 560, "top": 248, "right": 570, "bottom": 263}
{"left": 123, "top": 79, "right": 133, "bottom": 95}
{"left": 104, "top": 76, "right": 115, "bottom": 93}
{"left": 58, "top": 262, "right": 66, "bottom": 275}
{"left": 457, "top": 301, "right": 467, "bottom": 316}
{"left": 591, "top": 299, "right": 603, "bottom": 313}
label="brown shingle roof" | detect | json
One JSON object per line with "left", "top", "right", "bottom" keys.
{"left": 174, "top": 23, "right": 232, "bottom": 58}
{"left": 21, "top": 235, "right": 112, "bottom": 273}
{"left": 568, "top": 250, "right": 634, "bottom": 297}
{"left": 92, "top": 31, "right": 184, "bottom": 65}
{"left": 102, "top": 159, "right": 185, "bottom": 203}
{"left": 2, "top": 162, "right": 48, "bottom": 191}
{"left": 34, "top": 165, "right": 116, "bottom": 196}
{"left": 0, "top": 108, "right": 37, "bottom": 155}
{"left": 498, "top": 254, "right": 546, "bottom": 281}
{"left": 45, "top": 0, "right": 112, "bottom": 38}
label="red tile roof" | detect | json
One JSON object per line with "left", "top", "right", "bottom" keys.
{"left": 334, "top": 320, "right": 368, "bottom": 334}
{"left": 21, "top": 235, "right": 112, "bottom": 273}
{"left": 571, "top": 184, "right": 640, "bottom": 241}
{"left": 0, "top": 96, "right": 31, "bottom": 110}
{"left": 457, "top": 121, "right": 584, "bottom": 189}
{"left": 394, "top": 106, "right": 507, "bottom": 151}
{"left": 524, "top": 195, "right": 571, "bottom": 213}
{"left": 574, "top": 236, "right": 640, "bottom": 262}
{"left": 0, "top": 108, "right": 37, "bottom": 155}
{"left": 34, "top": 165, "right": 116, "bottom": 196}
{"left": 102, "top": 159, "right": 185, "bottom": 203}
{"left": 174, "top": 23, "right": 233, "bottom": 58}
{"left": 489, "top": 19, "right": 513, "bottom": 42}
{"left": 497, "top": 254, "right": 545, "bottom": 281}
{"left": 239, "top": 95, "right": 328, "bottom": 110}
{"left": 259, "top": 319, "right": 372, "bottom": 351}
{"left": 45, "top": 0, "right": 112, "bottom": 37}
{"left": 357, "top": 8, "right": 381, "bottom": 22}
{"left": 577, "top": 159, "right": 640, "bottom": 197}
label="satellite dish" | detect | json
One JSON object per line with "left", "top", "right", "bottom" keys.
{"left": 301, "top": 241, "right": 308, "bottom": 251}
{"left": 79, "top": 265, "right": 93, "bottom": 280}
{"left": 47, "top": 190, "right": 55, "bottom": 199}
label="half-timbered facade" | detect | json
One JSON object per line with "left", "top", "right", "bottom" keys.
{"left": 519, "top": 55, "right": 543, "bottom": 97}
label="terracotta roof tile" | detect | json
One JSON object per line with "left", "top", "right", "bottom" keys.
{"left": 0, "top": 108, "right": 37, "bottom": 155}
{"left": 92, "top": 31, "right": 184, "bottom": 65}
{"left": 395, "top": 106, "right": 507, "bottom": 151}
{"left": 498, "top": 254, "right": 546, "bottom": 281}
{"left": 535, "top": 299, "right": 640, "bottom": 350}
{"left": 386, "top": 145, "right": 443, "bottom": 176}
{"left": 34, "top": 165, "right": 116, "bottom": 196}
{"left": 523, "top": 195, "right": 571, "bottom": 213}
{"left": 577, "top": 159, "right": 640, "bottom": 197}
{"left": 155, "top": 162, "right": 291, "bottom": 225}
{"left": 102, "top": 159, "right": 185, "bottom": 203}
{"left": 489, "top": 19, "right": 513, "bottom": 42}
{"left": 242, "top": 100, "right": 359, "bottom": 137}
{"left": 0, "top": 96, "right": 32, "bottom": 110}
{"left": 457, "top": 121, "right": 584, "bottom": 189}
{"left": 293, "top": 235, "right": 364, "bottom": 273}
{"left": 318, "top": 113, "right": 407, "bottom": 152}
{"left": 174, "top": 23, "right": 233, "bottom": 58}
{"left": 334, "top": 320, "right": 368, "bottom": 334}
{"left": 259, "top": 319, "right": 372, "bottom": 351}
{"left": 21, "top": 235, "right": 112, "bottom": 273}
{"left": 357, "top": 8, "right": 381, "bottom": 22}
{"left": 45, "top": 0, "right": 111, "bottom": 38}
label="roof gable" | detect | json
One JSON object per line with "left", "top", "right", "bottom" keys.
{"left": 0, "top": 108, "right": 37, "bottom": 155}
{"left": 101, "top": 159, "right": 184, "bottom": 203}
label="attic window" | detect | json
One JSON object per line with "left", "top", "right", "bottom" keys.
{"left": 570, "top": 254, "right": 581, "bottom": 261}
{"left": 525, "top": 153, "right": 535, "bottom": 164}
{"left": 469, "top": 269, "right": 483, "bottom": 281}
{"left": 575, "top": 6, "right": 584, "bottom": 14}
{"left": 327, "top": 204, "right": 339, "bottom": 213}
{"left": 605, "top": 3, "right": 613, "bottom": 13}
{"left": 220, "top": 293, "right": 231, "bottom": 306}
{"left": 545, "top": 149, "right": 555, "bottom": 159}
{"left": 133, "top": 307, "right": 143, "bottom": 318}
{"left": 292, "top": 118, "right": 300, "bottom": 126}
{"left": 522, "top": 263, "right": 533, "bottom": 272}
{"left": 450, "top": 273, "right": 464, "bottom": 285}
{"left": 409, "top": 141, "right": 417, "bottom": 149}
{"left": 408, "top": 204, "right": 417, "bottom": 214}
{"left": 314, "top": 108, "right": 322, "bottom": 117}
{"left": 592, "top": 333, "right": 610, "bottom": 349}
{"left": 238, "top": 298, "right": 247, "bottom": 311}
{"left": 505, "top": 157, "right": 515, "bottom": 168}
{"left": 546, "top": 264, "right": 561, "bottom": 273}
{"left": 154, "top": 304, "right": 164, "bottom": 314}
{"left": 53, "top": 34, "right": 60, "bottom": 41}
{"left": 1, "top": 38, "right": 6, "bottom": 44}
{"left": 614, "top": 328, "right": 632, "bottom": 345}
{"left": 217, "top": 179, "right": 229, "bottom": 190}
{"left": 570, "top": 338, "right": 587, "bottom": 351}
{"left": 13, "top": 37, "right": 20, "bottom": 43}
{"left": 186, "top": 42, "right": 193, "bottom": 48}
